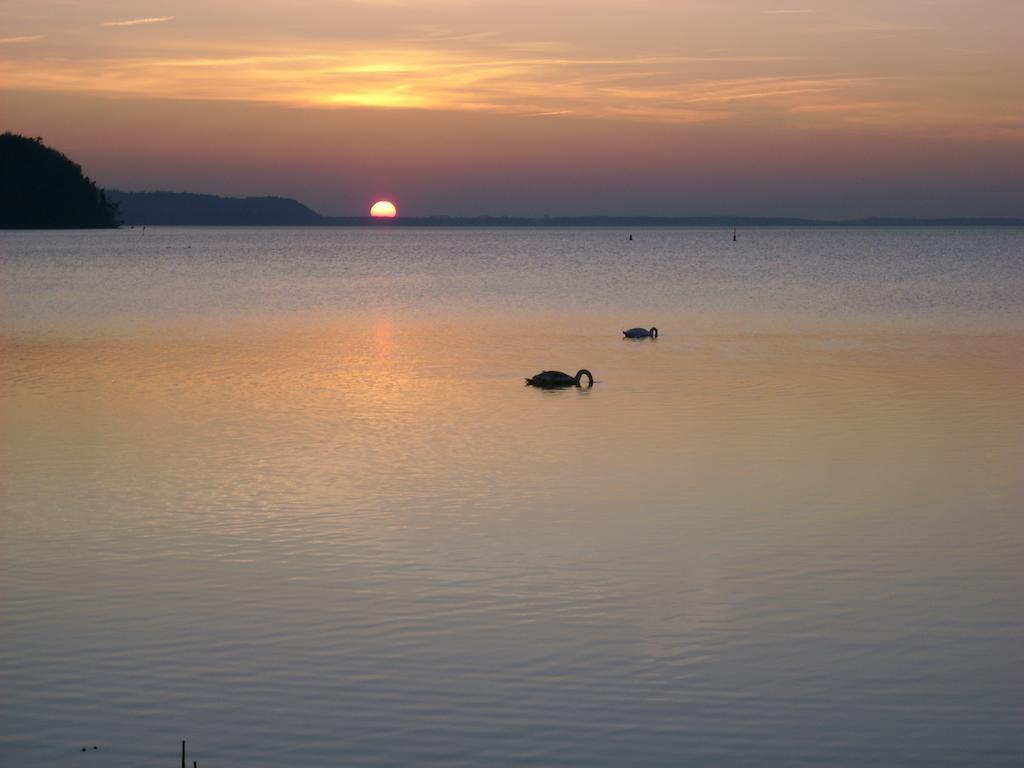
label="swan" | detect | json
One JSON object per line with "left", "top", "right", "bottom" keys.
{"left": 623, "top": 327, "right": 658, "bottom": 339}
{"left": 525, "top": 369, "right": 594, "bottom": 388}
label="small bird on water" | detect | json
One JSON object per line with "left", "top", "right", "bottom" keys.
{"left": 623, "top": 327, "right": 658, "bottom": 339}
{"left": 525, "top": 369, "right": 594, "bottom": 388}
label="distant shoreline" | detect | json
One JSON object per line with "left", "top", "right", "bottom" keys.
{"left": 318, "top": 216, "right": 1024, "bottom": 228}
{"left": 102, "top": 191, "right": 1024, "bottom": 228}
{"left": 112, "top": 217, "right": 1024, "bottom": 228}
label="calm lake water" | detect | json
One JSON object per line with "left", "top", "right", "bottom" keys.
{"left": 1, "top": 227, "right": 1022, "bottom": 766}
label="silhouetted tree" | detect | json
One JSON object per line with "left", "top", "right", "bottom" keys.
{"left": 0, "top": 132, "right": 119, "bottom": 228}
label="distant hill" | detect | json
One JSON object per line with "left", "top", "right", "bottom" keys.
{"left": 107, "top": 190, "right": 324, "bottom": 225}
{"left": 0, "top": 132, "right": 118, "bottom": 229}
{"left": 2, "top": 134, "right": 1020, "bottom": 229}
{"left": 101, "top": 188, "right": 1024, "bottom": 228}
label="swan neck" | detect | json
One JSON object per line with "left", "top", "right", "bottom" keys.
{"left": 575, "top": 369, "right": 594, "bottom": 387}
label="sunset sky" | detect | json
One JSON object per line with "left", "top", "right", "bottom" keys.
{"left": 2, "top": 0, "right": 1022, "bottom": 217}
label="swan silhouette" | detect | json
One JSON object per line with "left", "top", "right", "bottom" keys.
{"left": 623, "top": 327, "right": 658, "bottom": 339}
{"left": 525, "top": 369, "right": 594, "bottom": 388}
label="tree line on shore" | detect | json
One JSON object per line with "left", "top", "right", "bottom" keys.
{"left": 3, "top": 132, "right": 1021, "bottom": 228}
{"left": 0, "top": 132, "right": 118, "bottom": 229}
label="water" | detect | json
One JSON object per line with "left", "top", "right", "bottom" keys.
{"left": 1, "top": 228, "right": 1022, "bottom": 766}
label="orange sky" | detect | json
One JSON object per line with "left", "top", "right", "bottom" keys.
{"left": 2, "top": 0, "right": 1022, "bottom": 216}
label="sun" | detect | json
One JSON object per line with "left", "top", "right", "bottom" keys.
{"left": 370, "top": 200, "right": 397, "bottom": 218}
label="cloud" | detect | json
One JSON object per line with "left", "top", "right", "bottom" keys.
{"left": 0, "top": 40, "right": 884, "bottom": 128}
{"left": 0, "top": 35, "right": 44, "bottom": 44}
{"left": 101, "top": 17, "right": 175, "bottom": 28}
{"left": 2, "top": 5, "right": 1017, "bottom": 143}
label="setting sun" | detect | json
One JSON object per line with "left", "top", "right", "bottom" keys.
{"left": 370, "top": 200, "right": 397, "bottom": 218}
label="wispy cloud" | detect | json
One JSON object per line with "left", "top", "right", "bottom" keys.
{"left": 0, "top": 42, "right": 889, "bottom": 128}
{"left": 1, "top": 3, "right": 1018, "bottom": 143}
{"left": 0, "top": 35, "right": 44, "bottom": 44}
{"left": 101, "top": 17, "right": 175, "bottom": 28}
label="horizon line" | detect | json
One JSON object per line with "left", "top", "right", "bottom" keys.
{"left": 105, "top": 190, "right": 1024, "bottom": 225}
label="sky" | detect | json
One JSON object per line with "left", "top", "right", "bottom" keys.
{"left": 2, "top": 0, "right": 1022, "bottom": 217}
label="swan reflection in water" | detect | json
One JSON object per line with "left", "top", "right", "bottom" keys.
{"left": 525, "top": 369, "right": 594, "bottom": 388}
{"left": 623, "top": 327, "right": 658, "bottom": 339}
